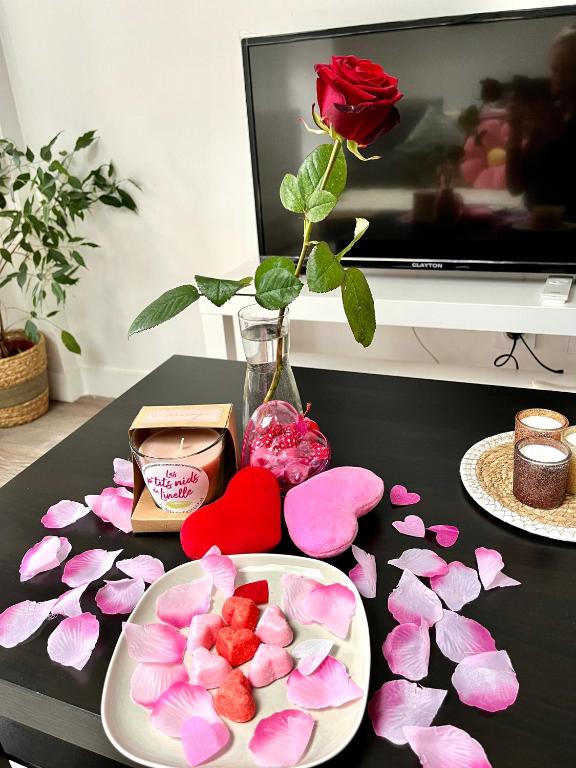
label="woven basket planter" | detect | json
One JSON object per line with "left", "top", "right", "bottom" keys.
{"left": 0, "top": 331, "right": 49, "bottom": 427}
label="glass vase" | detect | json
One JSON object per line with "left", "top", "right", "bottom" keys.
{"left": 238, "top": 304, "right": 302, "bottom": 429}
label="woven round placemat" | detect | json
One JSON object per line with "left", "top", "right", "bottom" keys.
{"left": 476, "top": 442, "right": 576, "bottom": 528}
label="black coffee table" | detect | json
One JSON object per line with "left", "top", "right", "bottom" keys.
{"left": 1, "top": 356, "right": 575, "bottom": 768}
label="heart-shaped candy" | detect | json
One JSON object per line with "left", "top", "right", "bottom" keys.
{"left": 187, "top": 614, "right": 225, "bottom": 653}
{"left": 189, "top": 647, "right": 232, "bottom": 689}
{"left": 255, "top": 605, "right": 293, "bottom": 647}
{"left": 392, "top": 514, "right": 426, "bottom": 538}
{"left": 215, "top": 627, "right": 260, "bottom": 667}
{"left": 390, "top": 484, "right": 421, "bottom": 506}
{"left": 222, "top": 596, "right": 259, "bottom": 631}
{"left": 242, "top": 400, "right": 331, "bottom": 492}
{"left": 214, "top": 669, "right": 256, "bottom": 723}
{"left": 180, "top": 467, "right": 281, "bottom": 559}
{"left": 284, "top": 466, "right": 384, "bottom": 558}
{"left": 248, "top": 643, "right": 293, "bottom": 687}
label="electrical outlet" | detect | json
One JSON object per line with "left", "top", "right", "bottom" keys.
{"left": 494, "top": 332, "right": 536, "bottom": 351}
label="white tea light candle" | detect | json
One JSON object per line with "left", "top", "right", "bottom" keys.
{"left": 515, "top": 408, "right": 568, "bottom": 443}
{"left": 519, "top": 443, "right": 567, "bottom": 462}
{"left": 520, "top": 415, "right": 563, "bottom": 430}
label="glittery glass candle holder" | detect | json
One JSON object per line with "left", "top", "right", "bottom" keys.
{"left": 513, "top": 437, "right": 570, "bottom": 509}
{"left": 561, "top": 426, "right": 576, "bottom": 495}
{"left": 514, "top": 408, "right": 568, "bottom": 443}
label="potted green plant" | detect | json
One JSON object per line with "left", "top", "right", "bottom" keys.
{"left": 0, "top": 131, "right": 137, "bottom": 426}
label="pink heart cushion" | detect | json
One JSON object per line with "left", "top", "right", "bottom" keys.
{"left": 284, "top": 466, "right": 384, "bottom": 558}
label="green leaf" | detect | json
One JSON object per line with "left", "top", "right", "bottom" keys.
{"left": 61, "top": 330, "right": 81, "bottom": 354}
{"left": 0, "top": 247, "right": 12, "bottom": 263}
{"left": 99, "top": 193, "right": 122, "bottom": 207}
{"left": 16, "top": 262, "right": 27, "bottom": 289}
{"left": 71, "top": 250, "right": 86, "bottom": 267}
{"left": 297, "top": 143, "right": 347, "bottom": 205}
{"left": 68, "top": 176, "right": 82, "bottom": 189}
{"left": 24, "top": 319, "right": 40, "bottom": 344}
{"left": 341, "top": 267, "right": 376, "bottom": 347}
{"left": 74, "top": 130, "right": 97, "bottom": 151}
{"left": 12, "top": 172, "right": 30, "bottom": 191}
{"left": 306, "top": 242, "right": 345, "bottom": 293}
{"left": 51, "top": 282, "right": 65, "bottom": 304}
{"left": 129, "top": 284, "right": 200, "bottom": 336}
{"left": 336, "top": 217, "right": 370, "bottom": 260}
{"left": 40, "top": 145, "right": 52, "bottom": 162}
{"left": 254, "top": 256, "right": 295, "bottom": 289}
{"left": 118, "top": 188, "right": 137, "bottom": 211}
{"left": 255, "top": 267, "right": 302, "bottom": 310}
{"left": 0, "top": 272, "right": 17, "bottom": 288}
{"left": 306, "top": 189, "right": 337, "bottom": 222}
{"left": 25, "top": 147, "right": 34, "bottom": 162}
{"left": 195, "top": 275, "right": 252, "bottom": 307}
{"left": 279, "top": 174, "right": 305, "bottom": 213}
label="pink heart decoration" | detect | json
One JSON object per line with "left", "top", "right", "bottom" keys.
{"left": 241, "top": 400, "right": 331, "bottom": 492}
{"left": 392, "top": 514, "right": 426, "bottom": 537}
{"left": 390, "top": 485, "right": 421, "bottom": 506}
{"left": 284, "top": 466, "right": 384, "bottom": 558}
{"left": 428, "top": 524, "right": 459, "bottom": 548}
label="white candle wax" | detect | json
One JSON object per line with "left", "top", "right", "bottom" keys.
{"left": 565, "top": 433, "right": 576, "bottom": 447}
{"left": 520, "top": 415, "right": 563, "bottom": 430}
{"left": 520, "top": 443, "right": 566, "bottom": 463}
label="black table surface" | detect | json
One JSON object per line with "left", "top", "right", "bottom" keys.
{"left": 1, "top": 355, "right": 575, "bottom": 768}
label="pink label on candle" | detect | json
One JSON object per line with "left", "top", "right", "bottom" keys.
{"left": 142, "top": 463, "right": 209, "bottom": 514}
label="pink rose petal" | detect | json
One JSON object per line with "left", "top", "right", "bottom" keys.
{"left": 0, "top": 598, "right": 56, "bottom": 648}
{"left": 95, "top": 578, "right": 145, "bottom": 615}
{"left": 428, "top": 524, "right": 459, "bottom": 548}
{"left": 435, "top": 610, "right": 497, "bottom": 663}
{"left": 392, "top": 514, "right": 426, "bottom": 538}
{"left": 404, "top": 725, "right": 492, "bottom": 767}
{"left": 182, "top": 717, "right": 230, "bottom": 766}
{"left": 286, "top": 655, "right": 363, "bottom": 709}
{"left": 382, "top": 621, "right": 430, "bottom": 681}
{"left": 19, "top": 536, "right": 72, "bottom": 582}
{"left": 151, "top": 681, "right": 220, "bottom": 738}
{"left": 51, "top": 585, "right": 88, "bottom": 618}
{"left": 475, "top": 547, "right": 521, "bottom": 590}
{"left": 113, "top": 457, "right": 134, "bottom": 488}
{"left": 388, "top": 570, "right": 444, "bottom": 627}
{"left": 62, "top": 548, "right": 122, "bottom": 587}
{"left": 281, "top": 574, "right": 322, "bottom": 625}
{"left": 349, "top": 545, "right": 377, "bottom": 598}
{"left": 130, "top": 662, "right": 189, "bottom": 708}
{"left": 367, "top": 679, "right": 447, "bottom": 745}
{"left": 201, "top": 545, "right": 236, "bottom": 597}
{"left": 430, "top": 561, "right": 481, "bottom": 612}
{"left": 123, "top": 621, "right": 186, "bottom": 663}
{"left": 41, "top": 500, "right": 90, "bottom": 529}
{"left": 452, "top": 650, "right": 519, "bottom": 712}
{"left": 85, "top": 487, "right": 133, "bottom": 534}
{"left": 301, "top": 582, "right": 356, "bottom": 639}
{"left": 47, "top": 612, "right": 99, "bottom": 670}
{"left": 292, "top": 639, "right": 333, "bottom": 676}
{"left": 249, "top": 709, "right": 315, "bottom": 767}
{"left": 390, "top": 484, "right": 421, "bottom": 506}
{"left": 156, "top": 577, "right": 213, "bottom": 628}
{"left": 388, "top": 548, "right": 448, "bottom": 578}
{"left": 116, "top": 554, "right": 165, "bottom": 584}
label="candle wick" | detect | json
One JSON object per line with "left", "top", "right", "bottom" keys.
{"left": 179, "top": 437, "right": 184, "bottom": 456}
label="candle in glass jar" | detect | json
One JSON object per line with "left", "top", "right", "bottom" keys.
{"left": 513, "top": 437, "right": 569, "bottom": 509}
{"left": 134, "top": 428, "right": 224, "bottom": 513}
{"left": 561, "top": 426, "right": 576, "bottom": 495}
{"left": 514, "top": 408, "right": 568, "bottom": 443}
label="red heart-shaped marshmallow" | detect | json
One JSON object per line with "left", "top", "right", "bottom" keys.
{"left": 215, "top": 627, "right": 260, "bottom": 667}
{"left": 214, "top": 669, "right": 256, "bottom": 723}
{"left": 180, "top": 467, "right": 281, "bottom": 559}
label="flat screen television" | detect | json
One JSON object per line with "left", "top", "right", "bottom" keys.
{"left": 242, "top": 6, "right": 576, "bottom": 273}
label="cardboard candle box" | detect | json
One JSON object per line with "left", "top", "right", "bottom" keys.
{"left": 129, "top": 404, "right": 239, "bottom": 533}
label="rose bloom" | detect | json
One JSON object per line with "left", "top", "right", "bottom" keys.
{"left": 315, "top": 55, "right": 402, "bottom": 146}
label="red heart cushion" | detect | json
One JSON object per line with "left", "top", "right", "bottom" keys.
{"left": 180, "top": 467, "right": 281, "bottom": 559}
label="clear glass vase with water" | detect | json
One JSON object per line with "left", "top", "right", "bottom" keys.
{"left": 238, "top": 305, "right": 302, "bottom": 429}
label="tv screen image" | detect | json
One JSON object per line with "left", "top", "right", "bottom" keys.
{"left": 243, "top": 7, "right": 576, "bottom": 273}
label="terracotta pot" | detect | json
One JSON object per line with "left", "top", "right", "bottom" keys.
{"left": 0, "top": 331, "right": 49, "bottom": 427}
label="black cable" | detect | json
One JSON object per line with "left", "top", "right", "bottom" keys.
{"left": 493, "top": 333, "right": 564, "bottom": 374}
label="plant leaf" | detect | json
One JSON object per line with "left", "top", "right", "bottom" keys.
{"left": 306, "top": 242, "right": 345, "bottom": 293}
{"left": 99, "top": 194, "right": 122, "bottom": 207}
{"left": 61, "top": 330, "right": 81, "bottom": 354}
{"left": 128, "top": 285, "right": 200, "bottom": 335}
{"left": 24, "top": 319, "right": 40, "bottom": 344}
{"left": 74, "top": 130, "right": 97, "bottom": 151}
{"left": 255, "top": 267, "right": 302, "bottom": 310}
{"left": 297, "top": 143, "right": 347, "bottom": 205}
{"left": 255, "top": 257, "right": 295, "bottom": 289}
{"left": 195, "top": 275, "right": 252, "bottom": 307}
{"left": 336, "top": 218, "right": 370, "bottom": 260}
{"left": 341, "top": 268, "right": 376, "bottom": 347}
{"left": 306, "top": 189, "right": 337, "bottom": 222}
{"left": 279, "top": 174, "right": 305, "bottom": 213}
{"left": 0, "top": 247, "right": 12, "bottom": 263}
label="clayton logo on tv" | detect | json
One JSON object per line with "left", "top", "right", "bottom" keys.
{"left": 411, "top": 262, "right": 443, "bottom": 269}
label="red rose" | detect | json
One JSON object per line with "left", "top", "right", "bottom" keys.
{"left": 315, "top": 55, "right": 402, "bottom": 146}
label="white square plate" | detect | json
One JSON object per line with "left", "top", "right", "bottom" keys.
{"left": 101, "top": 553, "right": 371, "bottom": 768}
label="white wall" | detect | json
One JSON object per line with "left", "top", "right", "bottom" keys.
{"left": 0, "top": 0, "right": 574, "bottom": 398}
